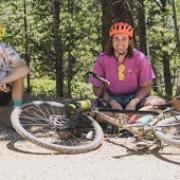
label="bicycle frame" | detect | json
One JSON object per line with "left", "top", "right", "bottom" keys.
{"left": 89, "top": 72, "right": 180, "bottom": 148}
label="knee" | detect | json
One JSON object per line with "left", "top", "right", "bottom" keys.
{"left": 143, "top": 96, "right": 166, "bottom": 106}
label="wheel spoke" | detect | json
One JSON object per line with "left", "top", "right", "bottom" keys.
{"left": 11, "top": 101, "right": 103, "bottom": 153}
{"left": 155, "top": 115, "right": 180, "bottom": 145}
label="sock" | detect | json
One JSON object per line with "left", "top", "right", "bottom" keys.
{"left": 13, "top": 100, "right": 22, "bottom": 108}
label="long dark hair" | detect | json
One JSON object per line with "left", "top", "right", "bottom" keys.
{"left": 105, "top": 38, "right": 134, "bottom": 58}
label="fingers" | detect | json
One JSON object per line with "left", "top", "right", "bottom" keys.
{"left": 0, "top": 84, "right": 11, "bottom": 93}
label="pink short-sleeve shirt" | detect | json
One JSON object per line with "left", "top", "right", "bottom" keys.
{"left": 89, "top": 49, "right": 155, "bottom": 95}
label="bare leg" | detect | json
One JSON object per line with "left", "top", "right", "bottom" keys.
{"left": 143, "top": 96, "right": 166, "bottom": 106}
{"left": 11, "top": 78, "right": 24, "bottom": 101}
{"left": 139, "top": 96, "right": 166, "bottom": 111}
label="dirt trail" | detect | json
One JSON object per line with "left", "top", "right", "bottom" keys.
{"left": 0, "top": 104, "right": 180, "bottom": 180}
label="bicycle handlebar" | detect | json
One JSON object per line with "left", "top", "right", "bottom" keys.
{"left": 89, "top": 72, "right": 110, "bottom": 86}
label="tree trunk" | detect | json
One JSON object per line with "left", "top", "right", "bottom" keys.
{"left": 67, "top": 56, "right": 76, "bottom": 97}
{"left": 172, "top": 0, "right": 180, "bottom": 53}
{"left": 137, "top": 0, "right": 148, "bottom": 56}
{"left": 160, "top": 1, "right": 172, "bottom": 97}
{"left": 67, "top": 0, "right": 76, "bottom": 97}
{"left": 176, "top": 69, "right": 180, "bottom": 96}
{"left": 161, "top": 31, "right": 172, "bottom": 97}
{"left": 162, "top": 53, "right": 172, "bottom": 96}
{"left": 101, "top": 0, "right": 112, "bottom": 50}
{"left": 23, "top": 0, "right": 31, "bottom": 92}
{"left": 52, "top": 0, "right": 64, "bottom": 97}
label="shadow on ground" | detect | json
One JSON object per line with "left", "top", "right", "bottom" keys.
{"left": 0, "top": 95, "right": 72, "bottom": 155}
{"left": 0, "top": 121, "right": 60, "bottom": 155}
{"left": 111, "top": 142, "right": 180, "bottom": 165}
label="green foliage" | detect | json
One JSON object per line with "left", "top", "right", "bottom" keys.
{"left": 61, "top": 2, "right": 102, "bottom": 63}
{"left": 30, "top": 76, "right": 55, "bottom": 96}
{"left": 146, "top": 0, "right": 180, "bottom": 96}
{"left": 71, "top": 81, "right": 94, "bottom": 99}
{"left": 1, "top": 0, "right": 180, "bottom": 98}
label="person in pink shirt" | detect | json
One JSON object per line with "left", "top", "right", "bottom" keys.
{"left": 89, "top": 21, "right": 166, "bottom": 110}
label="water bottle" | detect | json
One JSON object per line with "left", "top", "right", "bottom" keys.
{"left": 75, "top": 99, "right": 91, "bottom": 110}
{"left": 68, "top": 99, "right": 91, "bottom": 111}
{"left": 137, "top": 114, "right": 153, "bottom": 125}
{"left": 67, "top": 100, "right": 91, "bottom": 119}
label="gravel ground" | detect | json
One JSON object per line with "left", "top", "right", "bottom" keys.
{"left": 0, "top": 105, "right": 180, "bottom": 180}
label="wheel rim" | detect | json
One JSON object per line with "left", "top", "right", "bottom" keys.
{"left": 11, "top": 101, "right": 103, "bottom": 153}
{"left": 155, "top": 115, "right": 180, "bottom": 145}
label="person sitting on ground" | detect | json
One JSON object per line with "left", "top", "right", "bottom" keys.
{"left": 0, "top": 25, "right": 30, "bottom": 108}
{"left": 89, "top": 21, "right": 166, "bottom": 110}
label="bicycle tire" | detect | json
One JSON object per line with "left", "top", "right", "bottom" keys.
{"left": 11, "top": 101, "right": 104, "bottom": 154}
{"left": 154, "top": 115, "right": 180, "bottom": 146}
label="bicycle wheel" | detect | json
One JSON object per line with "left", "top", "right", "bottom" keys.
{"left": 154, "top": 115, "right": 180, "bottom": 146}
{"left": 11, "top": 101, "right": 104, "bottom": 154}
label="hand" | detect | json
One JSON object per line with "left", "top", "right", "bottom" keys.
{"left": 110, "top": 99, "right": 123, "bottom": 110}
{"left": 0, "top": 83, "right": 11, "bottom": 93}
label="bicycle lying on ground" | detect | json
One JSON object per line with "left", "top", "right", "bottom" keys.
{"left": 11, "top": 72, "right": 180, "bottom": 154}
{"left": 94, "top": 106, "right": 180, "bottom": 152}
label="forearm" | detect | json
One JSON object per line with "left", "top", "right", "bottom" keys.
{"left": 92, "top": 86, "right": 112, "bottom": 100}
{"left": 92, "top": 86, "right": 123, "bottom": 109}
{"left": 130, "top": 84, "right": 151, "bottom": 106}
{"left": 1, "top": 65, "right": 30, "bottom": 84}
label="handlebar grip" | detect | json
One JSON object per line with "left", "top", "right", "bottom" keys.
{"left": 89, "top": 72, "right": 110, "bottom": 86}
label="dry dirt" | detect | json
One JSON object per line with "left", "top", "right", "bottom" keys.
{"left": 0, "top": 105, "right": 180, "bottom": 180}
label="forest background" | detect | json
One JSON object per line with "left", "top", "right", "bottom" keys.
{"left": 0, "top": 0, "right": 180, "bottom": 100}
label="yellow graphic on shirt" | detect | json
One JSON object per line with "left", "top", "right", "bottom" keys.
{"left": 118, "top": 64, "right": 125, "bottom": 80}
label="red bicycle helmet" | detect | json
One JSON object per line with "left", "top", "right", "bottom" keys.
{"left": 109, "top": 22, "right": 133, "bottom": 38}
